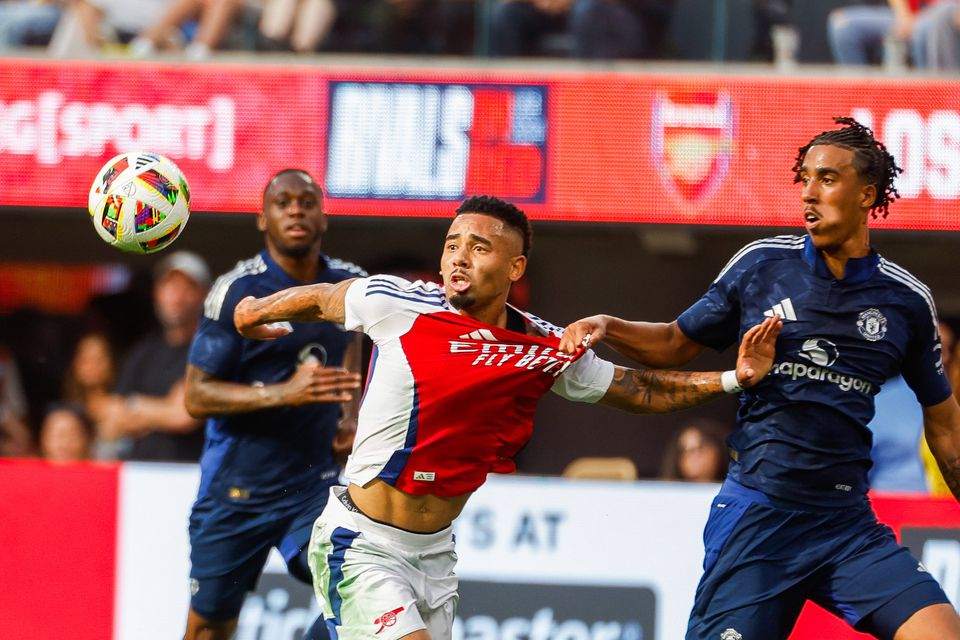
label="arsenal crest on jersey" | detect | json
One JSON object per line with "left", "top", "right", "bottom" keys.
{"left": 651, "top": 91, "right": 735, "bottom": 210}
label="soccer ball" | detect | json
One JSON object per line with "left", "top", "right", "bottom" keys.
{"left": 87, "top": 152, "right": 191, "bottom": 254}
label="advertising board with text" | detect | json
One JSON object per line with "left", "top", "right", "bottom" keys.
{"left": 1, "top": 60, "right": 957, "bottom": 230}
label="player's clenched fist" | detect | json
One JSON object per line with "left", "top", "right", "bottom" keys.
{"left": 234, "top": 295, "right": 291, "bottom": 340}
{"left": 559, "top": 314, "right": 608, "bottom": 354}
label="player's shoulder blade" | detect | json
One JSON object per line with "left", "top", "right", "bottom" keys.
{"left": 715, "top": 234, "right": 806, "bottom": 282}
{"left": 203, "top": 254, "right": 268, "bottom": 321}
{"left": 877, "top": 256, "right": 938, "bottom": 323}
{"left": 363, "top": 275, "right": 446, "bottom": 309}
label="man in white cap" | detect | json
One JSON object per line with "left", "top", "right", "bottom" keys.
{"left": 96, "top": 250, "right": 211, "bottom": 461}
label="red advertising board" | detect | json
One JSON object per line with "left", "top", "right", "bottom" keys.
{"left": 0, "top": 459, "right": 119, "bottom": 640}
{"left": 0, "top": 59, "right": 325, "bottom": 214}
{"left": 0, "top": 59, "right": 958, "bottom": 230}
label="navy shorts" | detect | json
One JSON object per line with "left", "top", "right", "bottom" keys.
{"left": 686, "top": 478, "right": 950, "bottom": 640}
{"left": 188, "top": 485, "right": 334, "bottom": 620}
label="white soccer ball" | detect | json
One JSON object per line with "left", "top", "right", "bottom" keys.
{"left": 87, "top": 152, "right": 191, "bottom": 254}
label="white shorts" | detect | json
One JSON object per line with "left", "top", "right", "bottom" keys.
{"left": 308, "top": 486, "right": 459, "bottom": 640}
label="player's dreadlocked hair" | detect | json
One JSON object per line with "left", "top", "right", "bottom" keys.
{"left": 792, "top": 116, "right": 903, "bottom": 219}
{"left": 456, "top": 195, "right": 533, "bottom": 257}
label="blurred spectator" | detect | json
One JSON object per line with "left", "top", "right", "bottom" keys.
{"left": 48, "top": 0, "right": 172, "bottom": 56}
{"left": 757, "top": 0, "right": 793, "bottom": 62}
{"left": 913, "top": 0, "right": 960, "bottom": 68}
{"left": 0, "top": 0, "right": 64, "bottom": 49}
{"left": 0, "top": 345, "right": 34, "bottom": 458}
{"left": 258, "top": 0, "right": 475, "bottom": 55}
{"left": 129, "top": 0, "right": 255, "bottom": 59}
{"left": 62, "top": 332, "right": 116, "bottom": 421}
{"left": 62, "top": 332, "right": 118, "bottom": 459}
{"left": 491, "top": 0, "right": 668, "bottom": 59}
{"left": 258, "top": 0, "right": 335, "bottom": 53}
{"left": 39, "top": 403, "right": 93, "bottom": 463}
{"left": 659, "top": 418, "right": 729, "bottom": 483}
{"left": 828, "top": 0, "right": 904, "bottom": 66}
{"left": 96, "top": 251, "right": 209, "bottom": 462}
{"left": 829, "top": 0, "right": 960, "bottom": 69}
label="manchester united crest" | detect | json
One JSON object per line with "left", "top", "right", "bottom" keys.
{"left": 857, "top": 308, "right": 888, "bottom": 342}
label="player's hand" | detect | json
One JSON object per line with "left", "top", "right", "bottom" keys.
{"left": 235, "top": 296, "right": 292, "bottom": 340}
{"left": 559, "top": 315, "right": 608, "bottom": 355}
{"left": 735, "top": 316, "right": 781, "bottom": 389}
{"left": 283, "top": 362, "right": 361, "bottom": 406}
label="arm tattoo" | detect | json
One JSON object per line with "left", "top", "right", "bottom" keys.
{"left": 939, "top": 456, "right": 960, "bottom": 502}
{"left": 255, "top": 280, "right": 352, "bottom": 325}
{"left": 606, "top": 367, "right": 723, "bottom": 414}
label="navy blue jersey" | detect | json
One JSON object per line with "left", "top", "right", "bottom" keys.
{"left": 678, "top": 235, "right": 951, "bottom": 507}
{"left": 188, "top": 250, "right": 366, "bottom": 511}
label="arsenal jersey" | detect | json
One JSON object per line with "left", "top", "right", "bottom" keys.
{"left": 343, "top": 275, "right": 614, "bottom": 497}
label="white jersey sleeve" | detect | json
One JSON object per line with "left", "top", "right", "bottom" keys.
{"left": 551, "top": 349, "right": 615, "bottom": 403}
{"left": 344, "top": 275, "right": 447, "bottom": 341}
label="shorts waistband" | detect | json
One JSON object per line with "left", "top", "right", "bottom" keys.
{"left": 337, "top": 485, "right": 364, "bottom": 513}
{"left": 329, "top": 486, "right": 453, "bottom": 549}
{"left": 720, "top": 477, "right": 869, "bottom": 513}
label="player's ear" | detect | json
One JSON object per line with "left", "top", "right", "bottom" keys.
{"left": 256, "top": 213, "right": 267, "bottom": 232}
{"left": 860, "top": 183, "right": 877, "bottom": 211}
{"left": 509, "top": 255, "right": 527, "bottom": 282}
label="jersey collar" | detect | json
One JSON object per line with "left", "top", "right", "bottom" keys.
{"left": 802, "top": 235, "right": 879, "bottom": 283}
{"left": 259, "top": 249, "right": 330, "bottom": 286}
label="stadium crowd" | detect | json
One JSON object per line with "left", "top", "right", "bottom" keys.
{"left": 0, "top": 0, "right": 959, "bottom": 69}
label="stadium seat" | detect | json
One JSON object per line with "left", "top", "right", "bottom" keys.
{"left": 562, "top": 456, "right": 639, "bottom": 481}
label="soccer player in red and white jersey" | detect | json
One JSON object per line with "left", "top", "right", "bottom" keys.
{"left": 234, "top": 195, "right": 781, "bottom": 640}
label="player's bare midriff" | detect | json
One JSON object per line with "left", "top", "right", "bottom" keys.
{"left": 348, "top": 479, "right": 471, "bottom": 533}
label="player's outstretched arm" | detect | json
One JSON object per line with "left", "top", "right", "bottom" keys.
{"left": 559, "top": 316, "right": 706, "bottom": 368}
{"left": 597, "top": 316, "right": 780, "bottom": 413}
{"left": 184, "top": 363, "right": 361, "bottom": 417}
{"left": 234, "top": 279, "right": 356, "bottom": 340}
{"left": 923, "top": 397, "right": 960, "bottom": 502}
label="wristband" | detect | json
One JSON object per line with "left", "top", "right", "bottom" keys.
{"left": 721, "top": 370, "right": 743, "bottom": 394}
